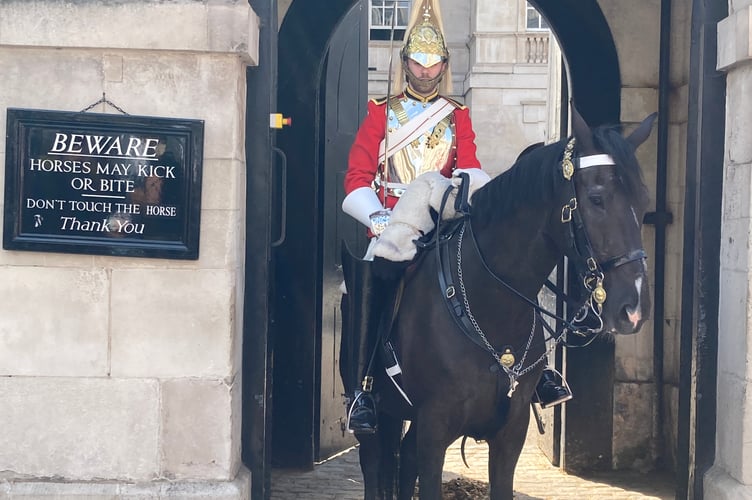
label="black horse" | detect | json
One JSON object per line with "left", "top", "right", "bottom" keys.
{"left": 344, "top": 107, "right": 657, "bottom": 500}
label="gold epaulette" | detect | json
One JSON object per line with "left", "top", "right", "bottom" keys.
{"left": 442, "top": 96, "right": 467, "bottom": 110}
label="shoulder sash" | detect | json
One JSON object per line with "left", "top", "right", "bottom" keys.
{"left": 378, "top": 97, "right": 455, "bottom": 165}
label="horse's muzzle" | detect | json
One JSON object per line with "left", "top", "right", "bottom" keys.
{"left": 605, "top": 273, "right": 651, "bottom": 335}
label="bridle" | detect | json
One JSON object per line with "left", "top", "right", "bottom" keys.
{"left": 558, "top": 138, "right": 648, "bottom": 335}
{"left": 435, "top": 137, "right": 647, "bottom": 394}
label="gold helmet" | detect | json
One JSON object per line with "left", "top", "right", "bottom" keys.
{"left": 401, "top": 5, "right": 448, "bottom": 68}
{"left": 395, "top": 0, "right": 453, "bottom": 95}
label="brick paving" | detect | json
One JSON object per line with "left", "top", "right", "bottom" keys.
{"left": 271, "top": 418, "right": 675, "bottom": 499}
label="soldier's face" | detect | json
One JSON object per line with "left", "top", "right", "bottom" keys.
{"left": 405, "top": 59, "right": 446, "bottom": 95}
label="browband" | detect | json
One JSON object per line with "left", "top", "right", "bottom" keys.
{"left": 578, "top": 154, "right": 616, "bottom": 169}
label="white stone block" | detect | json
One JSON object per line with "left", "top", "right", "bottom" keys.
{"left": 198, "top": 208, "right": 243, "bottom": 269}
{"left": 719, "top": 218, "right": 752, "bottom": 272}
{"left": 717, "top": 6, "right": 752, "bottom": 71}
{"left": 613, "top": 382, "right": 654, "bottom": 469}
{"left": 161, "top": 378, "right": 240, "bottom": 480}
{"left": 0, "top": 48, "right": 103, "bottom": 126}
{"left": 110, "top": 269, "right": 235, "bottom": 378}
{"left": 473, "top": 0, "right": 518, "bottom": 32}
{"left": 726, "top": 67, "right": 752, "bottom": 164}
{"left": 717, "top": 270, "right": 751, "bottom": 370}
{"left": 714, "top": 372, "right": 752, "bottom": 483}
{"left": 620, "top": 87, "right": 659, "bottom": 123}
{"left": 600, "top": 0, "right": 661, "bottom": 87}
{"left": 103, "top": 53, "right": 245, "bottom": 160}
{"left": 0, "top": 1, "right": 259, "bottom": 63}
{"left": 704, "top": 465, "right": 752, "bottom": 500}
{"left": 4, "top": 466, "right": 251, "bottom": 499}
{"left": 202, "top": 159, "right": 245, "bottom": 211}
{"left": 615, "top": 325, "right": 654, "bottom": 382}
{"left": 0, "top": 377, "right": 159, "bottom": 480}
{"left": 0, "top": 267, "right": 109, "bottom": 376}
{"left": 722, "top": 163, "right": 752, "bottom": 221}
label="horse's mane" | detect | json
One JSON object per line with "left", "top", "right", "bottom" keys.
{"left": 470, "top": 124, "right": 649, "bottom": 227}
{"left": 470, "top": 139, "right": 566, "bottom": 226}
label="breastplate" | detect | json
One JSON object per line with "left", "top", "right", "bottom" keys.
{"left": 385, "top": 95, "right": 455, "bottom": 185}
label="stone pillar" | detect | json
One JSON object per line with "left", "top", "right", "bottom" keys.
{"left": 596, "top": 0, "right": 662, "bottom": 470}
{"left": 706, "top": 4, "right": 752, "bottom": 498}
{"left": 0, "top": 1, "right": 258, "bottom": 498}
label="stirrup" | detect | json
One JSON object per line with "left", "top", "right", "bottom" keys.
{"left": 533, "top": 368, "right": 573, "bottom": 409}
{"left": 346, "top": 391, "right": 377, "bottom": 434}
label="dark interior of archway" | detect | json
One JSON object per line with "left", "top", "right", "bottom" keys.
{"left": 272, "top": 0, "right": 622, "bottom": 468}
{"left": 531, "top": 0, "right": 621, "bottom": 126}
{"left": 273, "top": 0, "right": 356, "bottom": 468}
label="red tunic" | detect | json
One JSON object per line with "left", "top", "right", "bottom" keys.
{"left": 345, "top": 92, "right": 481, "bottom": 210}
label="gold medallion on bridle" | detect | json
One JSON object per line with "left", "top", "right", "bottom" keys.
{"left": 562, "top": 158, "right": 574, "bottom": 180}
{"left": 500, "top": 348, "right": 515, "bottom": 368}
{"left": 593, "top": 284, "right": 607, "bottom": 305}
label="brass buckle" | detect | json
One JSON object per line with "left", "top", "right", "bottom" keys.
{"left": 361, "top": 376, "right": 374, "bottom": 393}
{"left": 561, "top": 198, "right": 577, "bottom": 223}
{"left": 587, "top": 257, "right": 598, "bottom": 272}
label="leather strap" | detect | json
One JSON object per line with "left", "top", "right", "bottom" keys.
{"left": 378, "top": 97, "right": 455, "bottom": 164}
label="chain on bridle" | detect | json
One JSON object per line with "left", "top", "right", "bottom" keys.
{"left": 436, "top": 138, "right": 648, "bottom": 394}
{"left": 558, "top": 137, "right": 647, "bottom": 336}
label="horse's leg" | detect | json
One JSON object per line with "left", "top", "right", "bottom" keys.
{"left": 397, "top": 423, "right": 418, "bottom": 500}
{"left": 357, "top": 433, "right": 381, "bottom": 500}
{"left": 378, "top": 414, "right": 403, "bottom": 499}
{"left": 486, "top": 403, "right": 531, "bottom": 500}
{"left": 415, "top": 418, "right": 454, "bottom": 499}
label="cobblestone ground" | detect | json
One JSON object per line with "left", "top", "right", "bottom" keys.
{"left": 271, "top": 419, "right": 675, "bottom": 500}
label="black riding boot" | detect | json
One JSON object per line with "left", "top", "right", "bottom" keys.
{"left": 533, "top": 368, "right": 573, "bottom": 408}
{"left": 340, "top": 243, "right": 385, "bottom": 435}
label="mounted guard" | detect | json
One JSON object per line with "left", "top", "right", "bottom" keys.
{"left": 339, "top": 0, "right": 569, "bottom": 436}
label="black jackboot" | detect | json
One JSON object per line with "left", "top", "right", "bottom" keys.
{"left": 533, "top": 368, "right": 573, "bottom": 408}
{"left": 340, "top": 243, "right": 385, "bottom": 435}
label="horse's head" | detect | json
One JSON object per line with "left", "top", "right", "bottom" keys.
{"left": 565, "top": 107, "right": 657, "bottom": 335}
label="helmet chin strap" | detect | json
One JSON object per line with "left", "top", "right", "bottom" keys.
{"left": 403, "top": 60, "right": 446, "bottom": 95}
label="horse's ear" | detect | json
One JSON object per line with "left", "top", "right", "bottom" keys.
{"left": 626, "top": 112, "right": 658, "bottom": 149}
{"left": 570, "top": 104, "right": 597, "bottom": 154}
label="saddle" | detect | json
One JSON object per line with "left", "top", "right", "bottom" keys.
{"left": 372, "top": 177, "right": 473, "bottom": 405}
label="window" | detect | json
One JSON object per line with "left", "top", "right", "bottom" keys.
{"left": 370, "top": 0, "right": 411, "bottom": 41}
{"left": 526, "top": 3, "right": 550, "bottom": 31}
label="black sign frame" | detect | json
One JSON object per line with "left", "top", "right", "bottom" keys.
{"left": 4, "top": 108, "right": 204, "bottom": 259}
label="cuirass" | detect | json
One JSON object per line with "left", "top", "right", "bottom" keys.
{"left": 385, "top": 95, "right": 455, "bottom": 185}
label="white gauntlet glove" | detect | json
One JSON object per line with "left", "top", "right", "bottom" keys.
{"left": 342, "top": 186, "right": 385, "bottom": 228}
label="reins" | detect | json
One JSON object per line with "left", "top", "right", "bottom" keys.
{"left": 435, "top": 139, "right": 648, "bottom": 395}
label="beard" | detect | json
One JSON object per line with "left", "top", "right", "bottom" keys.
{"left": 404, "top": 63, "right": 444, "bottom": 95}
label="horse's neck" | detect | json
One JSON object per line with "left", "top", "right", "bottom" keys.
{"left": 470, "top": 211, "right": 561, "bottom": 301}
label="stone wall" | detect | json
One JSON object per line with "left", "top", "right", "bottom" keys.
{"left": 707, "top": 3, "right": 752, "bottom": 498}
{"left": 0, "top": 1, "right": 258, "bottom": 497}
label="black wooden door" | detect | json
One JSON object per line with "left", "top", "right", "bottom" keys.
{"left": 318, "top": 1, "right": 369, "bottom": 459}
{"left": 271, "top": 0, "right": 366, "bottom": 469}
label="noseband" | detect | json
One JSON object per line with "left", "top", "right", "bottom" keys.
{"left": 559, "top": 138, "right": 647, "bottom": 333}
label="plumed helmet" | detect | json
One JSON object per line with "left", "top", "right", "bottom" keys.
{"left": 396, "top": 0, "right": 453, "bottom": 95}
{"left": 401, "top": 9, "right": 448, "bottom": 68}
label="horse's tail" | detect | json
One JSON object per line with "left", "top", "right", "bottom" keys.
{"left": 460, "top": 435, "right": 470, "bottom": 468}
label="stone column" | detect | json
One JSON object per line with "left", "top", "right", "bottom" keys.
{"left": 706, "top": 4, "right": 752, "bottom": 498}
{"left": 0, "top": 1, "right": 258, "bottom": 498}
